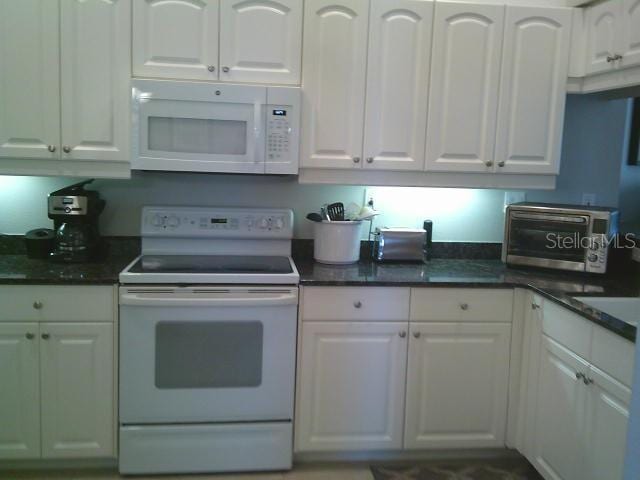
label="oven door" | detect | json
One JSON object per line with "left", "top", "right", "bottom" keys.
{"left": 505, "top": 211, "right": 590, "bottom": 271}
{"left": 133, "top": 81, "right": 266, "bottom": 174}
{"left": 119, "top": 286, "right": 297, "bottom": 424}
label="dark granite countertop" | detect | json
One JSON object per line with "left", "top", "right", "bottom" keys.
{"left": 294, "top": 257, "right": 639, "bottom": 342}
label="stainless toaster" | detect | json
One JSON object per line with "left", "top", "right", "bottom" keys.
{"left": 375, "top": 228, "right": 426, "bottom": 262}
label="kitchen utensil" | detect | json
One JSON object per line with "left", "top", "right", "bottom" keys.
{"left": 306, "top": 212, "right": 323, "bottom": 222}
{"left": 327, "top": 202, "right": 345, "bottom": 221}
{"left": 320, "top": 206, "right": 331, "bottom": 222}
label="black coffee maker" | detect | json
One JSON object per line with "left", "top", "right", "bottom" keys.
{"left": 48, "top": 180, "right": 105, "bottom": 263}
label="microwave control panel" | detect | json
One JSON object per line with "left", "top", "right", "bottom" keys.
{"left": 267, "top": 107, "right": 292, "bottom": 162}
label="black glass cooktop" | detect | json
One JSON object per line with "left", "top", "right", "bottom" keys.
{"left": 129, "top": 255, "right": 294, "bottom": 274}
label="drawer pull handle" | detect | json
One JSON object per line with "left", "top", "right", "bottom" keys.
{"left": 41, "top": 333, "right": 50, "bottom": 340}
{"left": 576, "top": 372, "right": 585, "bottom": 381}
{"left": 413, "top": 331, "right": 421, "bottom": 338}
{"left": 353, "top": 301, "right": 362, "bottom": 309}
{"left": 459, "top": 303, "right": 469, "bottom": 311}
{"left": 399, "top": 331, "right": 407, "bottom": 338}
{"left": 33, "top": 301, "right": 43, "bottom": 310}
{"left": 25, "top": 333, "right": 35, "bottom": 340}
{"left": 532, "top": 303, "right": 540, "bottom": 310}
{"left": 583, "top": 376, "right": 594, "bottom": 385}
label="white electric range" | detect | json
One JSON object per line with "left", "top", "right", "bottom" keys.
{"left": 118, "top": 206, "right": 299, "bottom": 475}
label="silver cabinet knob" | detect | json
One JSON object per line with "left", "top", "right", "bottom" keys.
{"left": 353, "top": 301, "right": 362, "bottom": 309}
{"left": 33, "top": 301, "right": 43, "bottom": 310}
{"left": 353, "top": 157, "right": 361, "bottom": 164}
{"left": 575, "top": 372, "right": 585, "bottom": 381}
{"left": 498, "top": 161, "right": 505, "bottom": 167}
{"left": 207, "top": 65, "right": 215, "bottom": 72}
{"left": 413, "top": 331, "right": 421, "bottom": 338}
{"left": 485, "top": 160, "right": 493, "bottom": 167}
{"left": 366, "top": 157, "right": 374, "bottom": 164}
{"left": 614, "top": 54, "right": 623, "bottom": 61}
{"left": 606, "top": 55, "right": 616, "bottom": 63}
{"left": 583, "top": 376, "right": 594, "bottom": 385}
{"left": 459, "top": 303, "right": 469, "bottom": 311}
{"left": 62, "top": 145, "right": 72, "bottom": 153}
{"left": 532, "top": 303, "right": 540, "bottom": 310}
{"left": 47, "top": 145, "right": 56, "bottom": 153}
{"left": 222, "top": 66, "right": 230, "bottom": 73}
{"left": 399, "top": 331, "right": 407, "bottom": 338}
{"left": 41, "top": 333, "right": 50, "bottom": 340}
{"left": 25, "top": 333, "right": 35, "bottom": 340}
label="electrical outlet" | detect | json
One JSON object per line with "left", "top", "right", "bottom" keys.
{"left": 582, "top": 193, "right": 596, "bottom": 206}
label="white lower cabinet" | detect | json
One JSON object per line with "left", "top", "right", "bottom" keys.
{"left": 404, "top": 322, "right": 512, "bottom": 449}
{"left": 295, "top": 321, "right": 408, "bottom": 452}
{"left": 40, "top": 323, "right": 114, "bottom": 458}
{"left": 0, "top": 286, "right": 116, "bottom": 460}
{"left": 0, "top": 323, "right": 40, "bottom": 459}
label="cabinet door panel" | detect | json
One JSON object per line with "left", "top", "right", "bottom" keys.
{"left": 60, "top": 0, "right": 131, "bottom": 162}
{"left": 133, "top": 0, "right": 219, "bottom": 80}
{"left": 532, "top": 336, "right": 589, "bottom": 480}
{"left": 495, "top": 7, "right": 571, "bottom": 175}
{"left": 585, "top": 0, "right": 622, "bottom": 74}
{"left": 220, "top": 0, "right": 302, "bottom": 85}
{"left": 301, "top": 0, "right": 369, "bottom": 169}
{"left": 0, "top": 323, "right": 40, "bottom": 459}
{"left": 295, "top": 322, "right": 408, "bottom": 452}
{"left": 0, "top": 0, "right": 60, "bottom": 160}
{"left": 584, "top": 366, "right": 631, "bottom": 480}
{"left": 363, "top": 0, "right": 433, "bottom": 171}
{"left": 621, "top": 0, "right": 640, "bottom": 68}
{"left": 425, "top": 2, "right": 504, "bottom": 173}
{"left": 40, "top": 323, "right": 114, "bottom": 459}
{"left": 404, "top": 323, "right": 511, "bottom": 449}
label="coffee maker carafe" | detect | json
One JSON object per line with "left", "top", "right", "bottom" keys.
{"left": 48, "top": 180, "right": 105, "bottom": 263}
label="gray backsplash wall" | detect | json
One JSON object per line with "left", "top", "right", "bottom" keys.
{"left": 0, "top": 95, "right": 636, "bottom": 241}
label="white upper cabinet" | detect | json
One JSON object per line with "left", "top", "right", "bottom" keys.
{"left": 404, "top": 322, "right": 511, "bottom": 449}
{"left": 132, "top": 0, "right": 219, "bottom": 81}
{"left": 301, "top": 0, "right": 369, "bottom": 169}
{"left": 362, "top": 0, "right": 433, "bottom": 171}
{"left": 425, "top": 2, "right": 504, "bottom": 173}
{"left": 585, "top": 0, "right": 623, "bottom": 74}
{"left": 0, "top": 323, "right": 40, "bottom": 460}
{"left": 495, "top": 6, "right": 571, "bottom": 175}
{"left": 620, "top": 0, "right": 640, "bottom": 68}
{"left": 0, "top": 1, "right": 60, "bottom": 160}
{"left": 219, "top": 0, "right": 302, "bottom": 85}
{"left": 295, "top": 321, "right": 408, "bottom": 452}
{"left": 60, "top": 0, "right": 130, "bottom": 162}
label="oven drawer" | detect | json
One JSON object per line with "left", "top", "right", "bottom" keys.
{"left": 301, "top": 287, "right": 410, "bottom": 322}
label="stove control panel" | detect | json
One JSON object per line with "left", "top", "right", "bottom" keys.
{"left": 142, "top": 207, "right": 294, "bottom": 239}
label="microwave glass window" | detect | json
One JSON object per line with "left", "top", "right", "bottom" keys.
{"left": 508, "top": 216, "right": 589, "bottom": 262}
{"left": 155, "top": 321, "right": 263, "bottom": 389}
{"left": 148, "top": 117, "right": 248, "bottom": 155}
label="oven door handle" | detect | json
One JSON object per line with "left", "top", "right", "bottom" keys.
{"left": 119, "top": 291, "right": 298, "bottom": 307}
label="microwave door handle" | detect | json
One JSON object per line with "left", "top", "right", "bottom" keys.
{"left": 120, "top": 291, "right": 298, "bottom": 308}
{"left": 254, "top": 102, "right": 261, "bottom": 163}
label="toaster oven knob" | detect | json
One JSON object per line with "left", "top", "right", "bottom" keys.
{"left": 588, "top": 254, "right": 598, "bottom": 262}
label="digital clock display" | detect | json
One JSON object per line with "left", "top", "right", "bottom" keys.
{"left": 210, "top": 218, "right": 228, "bottom": 224}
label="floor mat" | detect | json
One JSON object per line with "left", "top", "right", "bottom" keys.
{"left": 371, "top": 458, "right": 543, "bottom": 480}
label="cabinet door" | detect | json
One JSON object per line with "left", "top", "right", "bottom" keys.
{"left": 532, "top": 336, "right": 589, "bottom": 480}
{"left": 0, "top": 323, "right": 40, "bottom": 459}
{"left": 295, "top": 322, "right": 408, "bottom": 452}
{"left": 362, "top": 0, "right": 433, "bottom": 171}
{"left": 220, "top": 0, "right": 302, "bottom": 85}
{"left": 425, "top": 2, "right": 504, "bottom": 173}
{"left": 404, "top": 323, "right": 511, "bottom": 449}
{"left": 0, "top": 0, "right": 60, "bottom": 160}
{"left": 584, "top": 366, "right": 631, "bottom": 480}
{"left": 40, "top": 323, "right": 114, "bottom": 458}
{"left": 132, "top": 0, "right": 219, "bottom": 80}
{"left": 620, "top": 0, "right": 640, "bottom": 69}
{"left": 585, "top": 0, "right": 623, "bottom": 75}
{"left": 494, "top": 7, "right": 571, "bottom": 175}
{"left": 301, "top": 0, "right": 369, "bottom": 169}
{"left": 60, "top": 0, "right": 131, "bottom": 162}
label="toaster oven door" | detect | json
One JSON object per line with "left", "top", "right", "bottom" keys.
{"left": 506, "top": 212, "right": 590, "bottom": 270}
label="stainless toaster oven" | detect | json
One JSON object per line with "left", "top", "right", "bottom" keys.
{"left": 503, "top": 203, "right": 619, "bottom": 274}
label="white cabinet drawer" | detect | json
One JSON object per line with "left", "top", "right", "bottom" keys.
{"left": 301, "top": 287, "right": 410, "bottom": 322}
{"left": 0, "top": 286, "right": 114, "bottom": 323}
{"left": 542, "top": 300, "right": 592, "bottom": 360}
{"left": 410, "top": 288, "right": 514, "bottom": 322}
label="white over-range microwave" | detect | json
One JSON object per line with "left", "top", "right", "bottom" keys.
{"left": 132, "top": 79, "right": 300, "bottom": 174}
